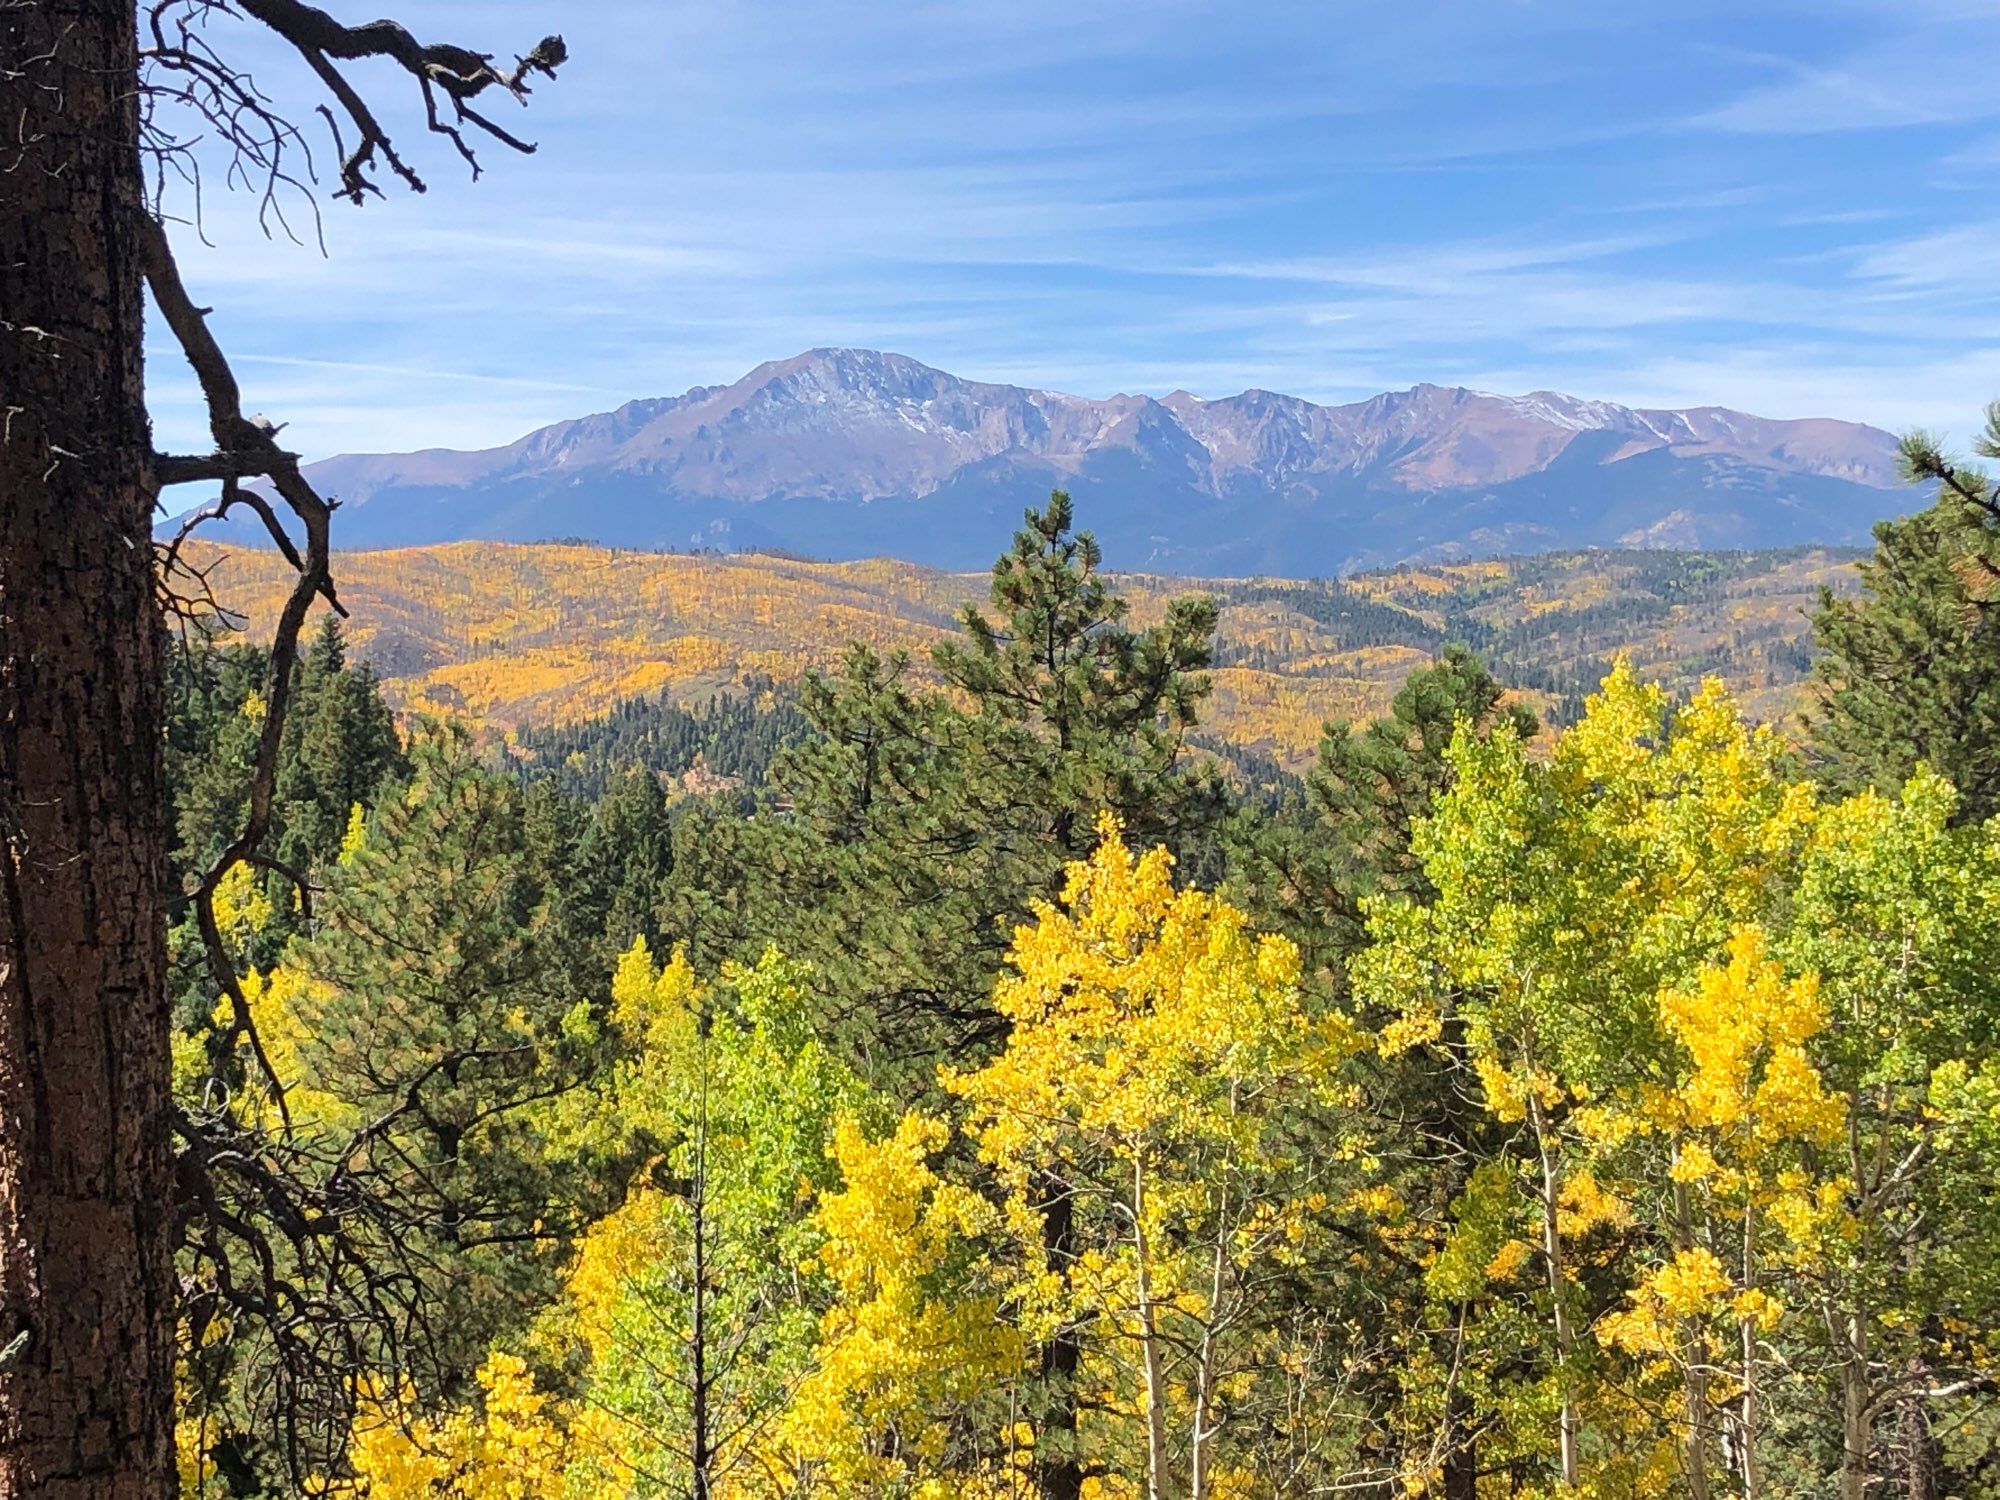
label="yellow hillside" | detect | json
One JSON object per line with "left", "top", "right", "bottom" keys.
{"left": 185, "top": 541, "right": 1856, "bottom": 769}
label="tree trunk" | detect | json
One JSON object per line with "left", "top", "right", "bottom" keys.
{"left": 1840, "top": 1324, "right": 1873, "bottom": 1500}
{"left": 1528, "top": 1092, "right": 1579, "bottom": 1489}
{"left": 1131, "top": 1157, "right": 1175, "bottom": 1500}
{"left": 1035, "top": 1168, "right": 1086, "bottom": 1500}
{"left": 1188, "top": 1194, "right": 1230, "bottom": 1500}
{"left": 690, "top": 1086, "right": 712, "bottom": 1500}
{"left": 0, "top": 2, "right": 175, "bottom": 1497}
{"left": 1738, "top": 1209, "right": 1760, "bottom": 1500}
{"left": 1671, "top": 1181, "right": 1714, "bottom": 1500}
{"left": 1441, "top": 1383, "right": 1479, "bottom": 1500}
{"left": 1896, "top": 1376, "right": 1942, "bottom": 1500}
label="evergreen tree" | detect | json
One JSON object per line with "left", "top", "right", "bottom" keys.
{"left": 1242, "top": 643, "right": 1536, "bottom": 985}
{"left": 266, "top": 724, "right": 590, "bottom": 1384}
{"left": 0, "top": 3, "right": 172, "bottom": 1471}
{"left": 650, "top": 496, "right": 1226, "bottom": 1500}
{"left": 583, "top": 767, "right": 679, "bottom": 958}
{"left": 515, "top": 687, "right": 806, "bottom": 801}
{"left": 660, "top": 492, "right": 1227, "bottom": 1079}
{"left": 520, "top": 764, "right": 687, "bottom": 1020}
{"left": 933, "top": 491, "right": 1222, "bottom": 860}
{"left": 273, "top": 618, "right": 403, "bottom": 874}
{"left": 164, "top": 623, "right": 404, "bottom": 1009}
{"left": 1809, "top": 407, "right": 2000, "bottom": 823}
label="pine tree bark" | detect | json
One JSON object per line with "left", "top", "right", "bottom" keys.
{"left": 0, "top": 1, "right": 175, "bottom": 1495}
{"left": 1035, "top": 1169, "right": 1087, "bottom": 1500}
{"left": 1897, "top": 1377, "right": 1943, "bottom": 1500}
{"left": 1440, "top": 1384, "right": 1479, "bottom": 1500}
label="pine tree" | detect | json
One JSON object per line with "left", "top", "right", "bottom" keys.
{"left": 249, "top": 724, "right": 591, "bottom": 1392}
{"left": 3, "top": 3, "right": 561, "bottom": 1478}
{"left": 1242, "top": 643, "right": 1535, "bottom": 983}
{"left": 0, "top": 7, "right": 172, "bottom": 1485}
{"left": 660, "top": 492, "right": 1227, "bottom": 1079}
{"left": 933, "top": 490, "right": 1223, "bottom": 862}
{"left": 275, "top": 619, "right": 404, "bottom": 872}
{"left": 1808, "top": 408, "right": 2000, "bottom": 823}
{"left": 164, "top": 625, "right": 404, "bottom": 1009}
{"left": 649, "top": 497, "right": 1226, "bottom": 1500}
{"left": 582, "top": 767, "right": 678, "bottom": 959}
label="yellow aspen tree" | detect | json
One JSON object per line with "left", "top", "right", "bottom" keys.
{"left": 1595, "top": 928, "right": 1847, "bottom": 1500}
{"left": 1354, "top": 662, "right": 1812, "bottom": 1496}
{"left": 1775, "top": 771, "right": 2000, "bottom": 1497}
{"left": 948, "top": 816, "right": 1359, "bottom": 1500}
{"left": 346, "top": 1351, "right": 617, "bottom": 1500}
{"left": 781, "top": 1112, "right": 1025, "bottom": 1498}
{"left": 540, "top": 940, "right": 864, "bottom": 1498}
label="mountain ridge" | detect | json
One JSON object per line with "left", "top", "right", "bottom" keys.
{"left": 196, "top": 349, "right": 1909, "bottom": 575}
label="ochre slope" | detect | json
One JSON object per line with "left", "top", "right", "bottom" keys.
{"left": 186, "top": 541, "right": 1855, "bottom": 768}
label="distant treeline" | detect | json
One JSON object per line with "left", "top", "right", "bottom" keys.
{"left": 512, "top": 683, "right": 811, "bottom": 800}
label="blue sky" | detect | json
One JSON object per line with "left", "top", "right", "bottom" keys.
{"left": 151, "top": 0, "right": 2000, "bottom": 459}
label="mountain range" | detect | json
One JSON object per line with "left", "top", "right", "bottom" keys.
{"left": 199, "top": 348, "right": 1911, "bottom": 575}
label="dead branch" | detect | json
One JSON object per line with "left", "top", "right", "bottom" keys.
{"left": 143, "top": 208, "right": 341, "bottom": 1130}
{"left": 228, "top": 0, "right": 562, "bottom": 204}
{"left": 135, "top": 7, "right": 568, "bottom": 1476}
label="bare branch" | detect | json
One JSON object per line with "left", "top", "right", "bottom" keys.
{"left": 155, "top": 448, "right": 298, "bottom": 485}
{"left": 143, "top": 209, "right": 344, "bottom": 1125}
{"left": 229, "top": 0, "right": 565, "bottom": 204}
{"left": 136, "top": 9, "right": 568, "bottom": 1477}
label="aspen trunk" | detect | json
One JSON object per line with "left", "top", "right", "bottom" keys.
{"left": 1738, "top": 1208, "right": 1760, "bottom": 1500}
{"left": 0, "top": 3, "right": 176, "bottom": 1496}
{"left": 1528, "top": 1093, "right": 1579, "bottom": 1489}
{"left": 1188, "top": 1175, "right": 1231, "bottom": 1500}
{"left": 1132, "top": 1157, "right": 1175, "bottom": 1500}
{"left": 689, "top": 1056, "right": 713, "bottom": 1500}
{"left": 1671, "top": 1181, "right": 1714, "bottom": 1500}
{"left": 1840, "top": 1321, "right": 1872, "bottom": 1500}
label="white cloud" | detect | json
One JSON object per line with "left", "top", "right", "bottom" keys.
{"left": 1693, "top": 22, "right": 2000, "bottom": 135}
{"left": 1848, "top": 221, "right": 2000, "bottom": 290}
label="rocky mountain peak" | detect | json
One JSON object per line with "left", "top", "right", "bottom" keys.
{"left": 196, "top": 349, "right": 1910, "bottom": 576}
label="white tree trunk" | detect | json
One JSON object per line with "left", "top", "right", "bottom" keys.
{"left": 1132, "top": 1155, "right": 1176, "bottom": 1500}
{"left": 1529, "top": 1091, "right": 1580, "bottom": 1489}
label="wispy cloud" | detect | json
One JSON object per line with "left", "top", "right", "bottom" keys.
{"left": 1187, "top": 232, "right": 1683, "bottom": 289}
{"left": 1692, "top": 24, "right": 2000, "bottom": 135}
{"left": 1848, "top": 221, "right": 2000, "bottom": 290}
{"left": 146, "top": 0, "right": 2000, "bottom": 456}
{"left": 231, "top": 354, "right": 613, "bottom": 393}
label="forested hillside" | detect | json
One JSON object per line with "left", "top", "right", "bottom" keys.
{"left": 160, "top": 471, "right": 2000, "bottom": 1498}
{"left": 187, "top": 538, "right": 1856, "bottom": 768}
